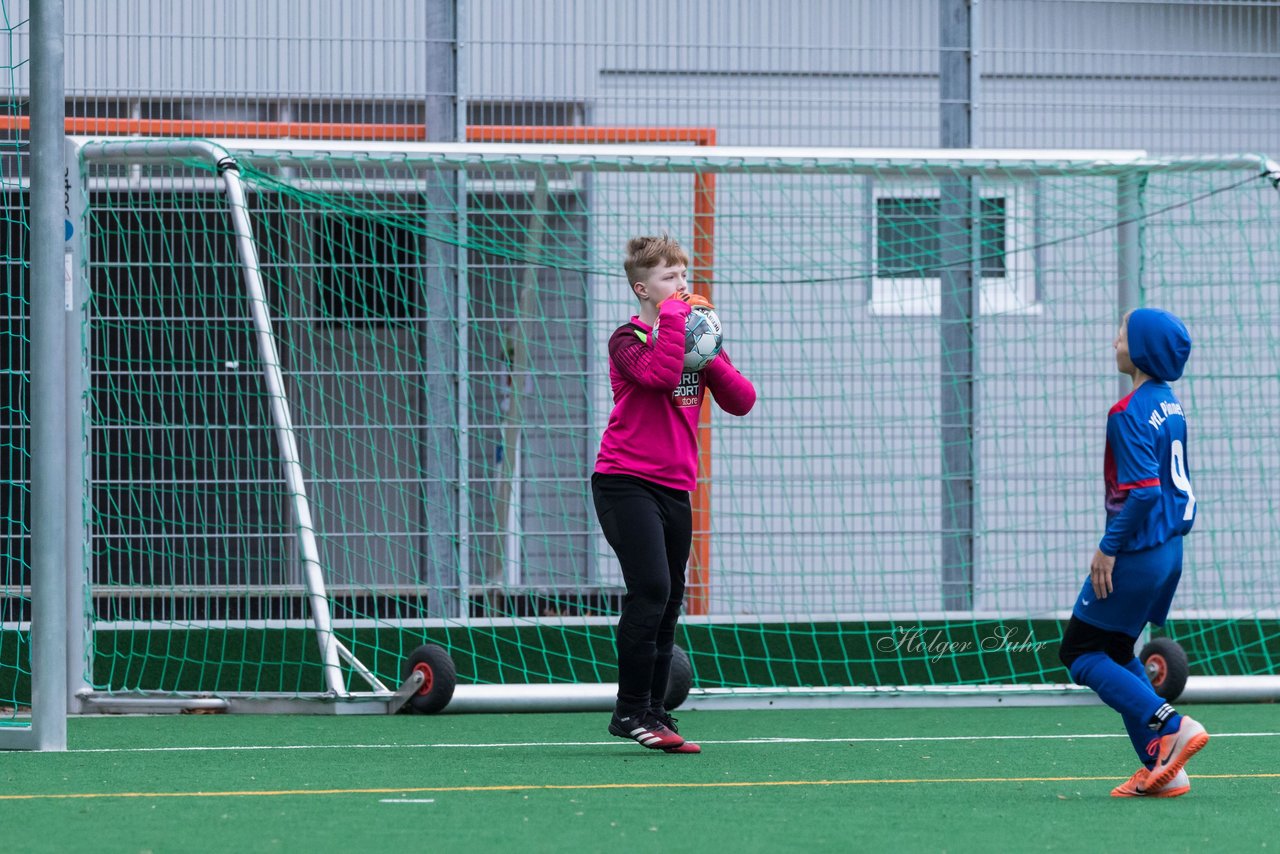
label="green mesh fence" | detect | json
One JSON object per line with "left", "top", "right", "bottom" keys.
{"left": 0, "top": 2, "right": 29, "bottom": 724}
{"left": 69, "top": 141, "right": 1280, "bottom": 701}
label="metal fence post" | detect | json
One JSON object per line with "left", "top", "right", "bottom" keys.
{"left": 940, "top": 0, "right": 977, "bottom": 611}
{"left": 29, "top": 0, "right": 68, "bottom": 751}
{"left": 426, "top": 0, "right": 464, "bottom": 617}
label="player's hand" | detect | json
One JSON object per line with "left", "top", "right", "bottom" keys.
{"left": 1089, "top": 549, "right": 1116, "bottom": 600}
{"left": 662, "top": 291, "right": 715, "bottom": 311}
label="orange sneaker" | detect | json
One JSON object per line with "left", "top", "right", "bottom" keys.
{"left": 1144, "top": 716, "right": 1209, "bottom": 792}
{"left": 1111, "top": 767, "right": 1190, "bottom": 798}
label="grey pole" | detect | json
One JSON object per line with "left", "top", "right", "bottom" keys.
{"left": 939, "top": 0, "right": 976, "bottom": 611}
{"left": 63, "top": 139, "right": 90, "bottom": 715}
{"left": 1116, "top": 172, "right": 1145, "bottom": 651}
{"left": 1117, "top": 173, "right": 1145, "bottom": 397}
{"left": 424, "top": 0, "right": 463, "bottom": 617}
{"left": 29, "top": 0, "right": 68, "bottom": 750}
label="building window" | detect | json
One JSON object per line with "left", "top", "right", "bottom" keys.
{"left": 870, "top": 182, "right": 1035, "bottom": 315}
{"left": 313, "top": 210, "right": 424, "bottom": 325}
{"left": 877, "top": 197, "right": 1007, "bottom": 279}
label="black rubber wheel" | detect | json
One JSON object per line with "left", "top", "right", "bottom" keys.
{"left": 403, "top": 644, "right": 457, "bottom": 714}
{"left": 664, "top": 644, "right": 694, "bottom": 711}
{"left": 1140, "top": 637, "right": 1189, "bottom": 702}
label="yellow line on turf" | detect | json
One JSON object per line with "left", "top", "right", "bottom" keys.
{"left": 3, "top": 773, "right": 1279, "bottom": 801}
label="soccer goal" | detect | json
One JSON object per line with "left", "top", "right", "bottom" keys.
{"left": 19, "top": 137, "right": 1280, "bottom": 734}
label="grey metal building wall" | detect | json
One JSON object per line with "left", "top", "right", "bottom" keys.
{"left": 467, "top": 0, "right": 1280, "bottom": 152}
{"left": 0, "top": 0, "right": 1259, "bottom": 152}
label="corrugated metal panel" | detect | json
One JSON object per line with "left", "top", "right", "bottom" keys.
{"left": 0, "top": 0, "right": 1265, "bottom": 151}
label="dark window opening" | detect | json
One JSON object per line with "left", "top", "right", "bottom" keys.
{"left": 314, "top": 211, "right": 426, "bottom": 324}
{"left": 876, "top": 196, "right": 1007, "bottom": 279}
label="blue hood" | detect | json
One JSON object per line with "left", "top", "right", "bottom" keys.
{"left": 1128, "top": 308, "right": 1192, "bottom": 382}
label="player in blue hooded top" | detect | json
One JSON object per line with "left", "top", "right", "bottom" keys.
{"left": 1058, "top": 307, "right": 1209, "bottom": 798}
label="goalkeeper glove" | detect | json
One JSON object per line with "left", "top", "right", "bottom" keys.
{"left": 662, "top": 291, "right": 716, "bottom": 311}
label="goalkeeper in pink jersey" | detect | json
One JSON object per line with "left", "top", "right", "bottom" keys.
{"left": 593, "top": 235, "right": 756, "bottom": 754}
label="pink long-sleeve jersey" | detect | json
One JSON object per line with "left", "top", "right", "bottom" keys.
{"left": 594, "top": 299, "right": 756, "bottom": 491}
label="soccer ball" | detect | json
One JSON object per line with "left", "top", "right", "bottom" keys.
{"left": 683, "top": 307, "right": 723, "bottom": 371}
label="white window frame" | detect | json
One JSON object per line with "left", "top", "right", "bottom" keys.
{"left": 869, "top": 179, "right": 1038, "bottom": 316}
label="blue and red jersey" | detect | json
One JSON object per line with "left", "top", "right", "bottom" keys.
{"left": 1101, "top": 380, "right": 1196, "bottom": 555}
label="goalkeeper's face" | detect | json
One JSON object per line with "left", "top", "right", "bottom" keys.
{"left": 635, "top": 262, "right": 689, "bottom": 306}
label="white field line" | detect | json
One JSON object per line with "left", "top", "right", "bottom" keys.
{"left": 65, "top": 731, "right": 1280, "bottom": 754}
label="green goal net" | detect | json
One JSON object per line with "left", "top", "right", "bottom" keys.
{"left": 0, "top": 1, "right": 29, "bottom": 726}
{"left": 54, "top": 139, "right": 1280, "bottom": 709}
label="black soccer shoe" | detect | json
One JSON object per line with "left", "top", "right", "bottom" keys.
{"left": 650, "top": 709, "right": 701, "bottom": 753}
{"left": 650, "top": 709, "right": 679, "bottom": 732}
{"left": 608, "top": 711, "right": 685, "bottom": 750}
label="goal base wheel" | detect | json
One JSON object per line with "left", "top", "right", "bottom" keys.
{"left": 1140, "top": 637, "right": 1189, "bottom": 702}
{"left": 402, "top": 644, "right": 457, "bottom": 714}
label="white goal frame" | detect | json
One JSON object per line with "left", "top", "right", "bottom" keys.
{"left": 5, "top": 138, "right": 1277, "bottom": 750}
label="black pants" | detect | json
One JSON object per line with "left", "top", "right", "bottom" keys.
{"left": 591, "top": 473, "right": 692, "bottom": 715}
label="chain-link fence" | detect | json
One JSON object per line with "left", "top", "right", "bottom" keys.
{"left": 2, "top": 1, "right": 1279, "bottom": 722}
